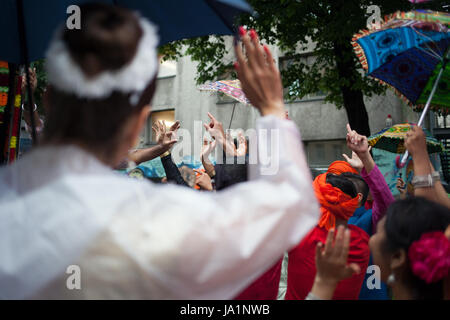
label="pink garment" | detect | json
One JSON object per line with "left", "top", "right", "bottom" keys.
{"left": 360, "top": 165, "right": 395, "bottom": 234}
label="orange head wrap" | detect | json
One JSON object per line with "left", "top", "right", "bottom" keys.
{"left": 313, "top": 173, "right": 360, "bottom": 231}
{"left": 327, "top": 161, "right": 359, "bottom": 175}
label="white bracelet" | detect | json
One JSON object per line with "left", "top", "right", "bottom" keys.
{"left": 412, "top": 171, "right": 440, "bottom": 189}
{"left": 21, "top": 103, "right": 37, "bottom": 112}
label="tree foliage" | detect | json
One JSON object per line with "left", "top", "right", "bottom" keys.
{"left": 159, "top": 0, "right": 448, "bottom": 135}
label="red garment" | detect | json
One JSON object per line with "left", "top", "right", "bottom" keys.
{"left": 234, "top": 257, "right": 283, "bottom": 300}
{"left": 285, "top": 225, "right": 370, "bottom": 300}
{"left": 314, "top": 173, "right": 359, "bottom": 231}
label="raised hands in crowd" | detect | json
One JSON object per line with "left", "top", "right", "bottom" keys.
{"left": 404, "top": 125, "right": 450, "bottom": 208}
{"left": 194, "top": 169, "right": 213, "bottom": 191}
{"left": 127, "top": 120, "right": 180, "bottom": 165}
{"left": 308, "top": 226, "right": 360, "bottom": 300}
{"left": 344, "top": 124, "right": 375, "bottom": 174}
{"left": 342, "top": 151, "right": 364, "bottom": 172}
{"left": 200, "top": 137, "right": 217, "bottom": 179}
{"left": 235, "top": 132, "right": 247, "bottom": 157}
{"left": 152, "top": 120, "right": 180, "bottom": 152}
{"left": 234, "top": 27, "right": 285, "bottom": 119}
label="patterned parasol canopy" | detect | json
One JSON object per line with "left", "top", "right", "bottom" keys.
{"left": 198, "top": 79, "right": 251, "bottom": 105}
{"left": 368, "top": 123, "right": 444, "bottom": 154}
{"left": 352, "top": 10, "right": 450, "bottom": 114}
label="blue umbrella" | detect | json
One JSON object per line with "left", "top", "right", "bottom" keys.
{"left": 0, "top": 0, "right": 253, "bottom": 144}
{"left": 0, "top": 0, "right": 253, "bottom": 64}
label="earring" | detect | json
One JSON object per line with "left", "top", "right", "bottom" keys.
{"left": 387, "top": 273, "right": 396, "bottom": 285}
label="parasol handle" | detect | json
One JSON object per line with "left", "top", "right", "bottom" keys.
{"left": 399, "top": 61, "right": 446, "bottom": 167}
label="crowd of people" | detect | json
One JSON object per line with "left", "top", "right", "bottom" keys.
{"left": 0, "top": 3, "right": 449, "bottom": 300}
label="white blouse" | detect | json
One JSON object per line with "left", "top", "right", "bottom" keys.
{"left": 0, "top": 115, "right": 319, "bottom": 299}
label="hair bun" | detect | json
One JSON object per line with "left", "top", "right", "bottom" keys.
{"left": 63, "top": 3, "right": 143, "bottom": 77}
{"left": 408, "top": 231, "right": 450, "bottom": 284}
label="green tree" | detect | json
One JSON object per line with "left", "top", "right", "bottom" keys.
{"left": 160, "top": 0, "right": 448, "bottom": 136}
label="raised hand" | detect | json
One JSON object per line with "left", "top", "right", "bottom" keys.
{"left": 404, "top": 125, "right": 427, "bottom": 158}
{"left": 236, "top": 132, "right": 247, "bottom": 157}
{"left": 194, "top": 169, "right": 213, "bottom": 191}
{"left": 201, "top": 138, "right": 217, "bottom": 164}
{"left": 310, "top": 226, "right": 360, "bottom": 299}
{"left": 316, "top": 226, "right": 360, "bottom": 283}
{"left": 234, "top": 27, "right": 285, "bottom": 119}
{"left": 204, "top": 112, "right": 237, "bottom": 156}
{"left": 203, "top": 112, "right": 225, "bottom": 142}
{"left": 152, "top": 120, "right": 180, "bottom": 152}
{"left": 342, "top": 151, "right": 363, "bottom": 171}
{"left": 346, "top": 124, "right": 370, "bottom": 156}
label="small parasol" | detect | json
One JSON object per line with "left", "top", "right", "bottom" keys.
{"left": 368, "top": 122, "right": 444, "bottom": 155}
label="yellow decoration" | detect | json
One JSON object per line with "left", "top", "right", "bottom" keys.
{"left": 14, "top": 94, "right": 21, "bottom": 107}
{"left": 9, "top": 136, "right": 16, "bottom": 149}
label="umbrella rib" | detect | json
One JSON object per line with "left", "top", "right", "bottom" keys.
{"left": 411, "top": 25, "right": 444, "bottom": 59}
{"left": 416, "top": 45, "right": 442, "bottom": 61}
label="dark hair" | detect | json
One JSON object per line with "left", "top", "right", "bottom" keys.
{"left": 215, "top": 157, "right": 248, "bottom": 191}
{"left": 384, "top": 197, "right": 450, "bottom": 300}
{"left": 326, "top": 173, "right": 357, "bottom": 198}
{"left": 43, "top": 3, "right": 156, "bottom": 158}
{"left": 341, "top": 172, "right": 369, "bottom": 206}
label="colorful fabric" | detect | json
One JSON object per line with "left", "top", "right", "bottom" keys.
{"left": 286, "top": 225, "right": 370, "bottom": 300}
{"left": 416, "top": 59, "right": 450, "bottom": 111}
{"left": 352, "top": 10, "right": 450, "bottom": 114}
{"left": 368, "top": 123, "right": 443, "bottom": 154}
{"left": 199, "top": 79, "right": 251, "bottom": 105}
{"left": 313, "top": 173, "right": 360, "bottom": 231}
{"left": 327, "top": 160, "right": 359, "bottom": 175}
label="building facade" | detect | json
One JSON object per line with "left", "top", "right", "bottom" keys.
{"left": 142, "top": 37, "right": 425, "bottom": 170}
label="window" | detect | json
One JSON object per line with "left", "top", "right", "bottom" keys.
{"left": 305, "top": 140, "right": 347, "bottom": 169}
{"left": 279, "top": 54, "right": 326, "bottom": 101}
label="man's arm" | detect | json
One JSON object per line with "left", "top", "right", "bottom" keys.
{"left": 128, "top": 145, "right": 168, "bottom": 165}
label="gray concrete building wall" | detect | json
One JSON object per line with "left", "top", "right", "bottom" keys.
{"left": 143, "top": 38, "right": 421, "bottom": 167}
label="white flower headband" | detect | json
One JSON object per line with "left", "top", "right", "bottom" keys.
{"left": 45, "top": 15, "right": 159, "bottom": 105}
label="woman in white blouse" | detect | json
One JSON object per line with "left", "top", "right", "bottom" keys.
{"left": 0, "top": 3, "right": 319, "bottom": 299}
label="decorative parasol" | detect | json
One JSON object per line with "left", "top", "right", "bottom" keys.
{"left": 199, "top": 79, "right": 251, "bottom": 129}
{"left": 352, "top": 10, "right": 449, "bottom": 166}
{"left": 368, "top": 123, "right": 443, "bottom": 154}
{"left": 198, "top": 79, "right": 251, "bottom": 105}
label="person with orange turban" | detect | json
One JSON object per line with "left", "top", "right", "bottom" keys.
{"left": 327, "top": 160, "right": 359, "bottom": 175}
{"left": 285, "top": 173, "right": 370, "bottom": 300}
